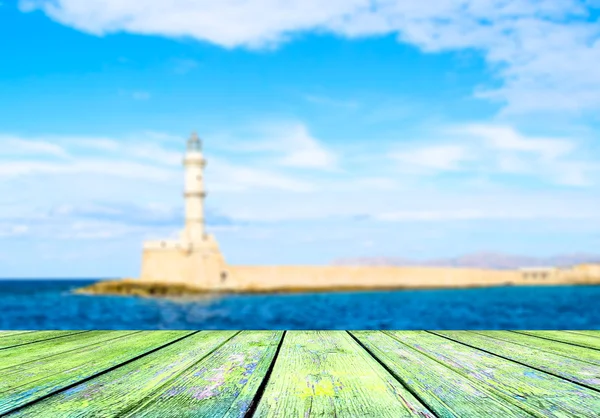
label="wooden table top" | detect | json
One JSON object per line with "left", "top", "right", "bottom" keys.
{"left": 0, "top": 330, "right": 599, "bottom": 417}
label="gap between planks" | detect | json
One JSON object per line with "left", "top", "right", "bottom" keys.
{"left": 243, "top": 330, "right": 287, "bottom": 418}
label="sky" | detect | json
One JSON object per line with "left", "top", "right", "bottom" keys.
{"left": 1, "top": 0, "right": 600, "bottom": 277}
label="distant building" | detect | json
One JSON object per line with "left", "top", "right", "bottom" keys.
{"left": 140, "top": 132, "right": 228, "bottom": 288}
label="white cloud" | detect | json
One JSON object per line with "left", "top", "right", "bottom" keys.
{"left": 453, "top": 124, "right": 575, "bottom": 160}
{"left": 0, "top": 135, "right": 70, "bottom": 158}
{"left": 1, "top": 124, "right": 599, "bottom": 248}
{"left": 391, "top": 144, "right": 472, "bottom": 172}
{"left": 211, "top": 122, "right": 338, "bottom": 171}
{"left": 0, "top": 224, "right": 29, "bottom": 238}
{"left": 0, "top": 159, "right": 176, "bottom": 182}
{"left": 19, "top": 0, "right": 600, "bottom": 114}
{"left": 387, "top": 123, "right": 597, "bottom": 186}
{"left": 276, "top": 124, "right": 338, "bottom": 170}
{"left": 208, "top": 157, "right": 315, "bottom": 192}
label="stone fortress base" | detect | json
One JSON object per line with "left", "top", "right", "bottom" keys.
{"left": 81, "top": 246, "right": 600, "bottom": 298}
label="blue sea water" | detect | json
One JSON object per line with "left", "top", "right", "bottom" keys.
{"left": 1, "top": 280, "right": 599, "bottom": 330}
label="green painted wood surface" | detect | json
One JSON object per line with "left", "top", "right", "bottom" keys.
{"left": 566, "top": 330, "right": 600, "bottom": 338}
{"left": 0, "top": 331, "right": 192, "bottom": 415}
{"left": 9, "top": 331, "right": 238, "bottom": 418}
{"left": 0, "top": 331, "right": 85, "bottom": 350}
{"left": 469, "top": 331, "right": 600, "bottom": 366}
{"left": 2, "top": 331, "right": 600, "bottom": 417}
{"left": 126, "top": 331, "right": 283, "bottom": 418}
{"left": 432, "top": 331, "right": 600, "bottom": 390}
{"left": 252, "top": 330, "right": 435, "bottom": 417}
{"left": 351, "top": 331, "right": 531, "bottom": 417}
{"left": 0, "top": 332, "right": 34, "bottom": 339}
{"left": 0, "top": 331, "right": 140, "bottom": 370}
{"left": 0, "top": 331, "right": 139, "bottom": 378}
{"left": 386, "top": 331, "right": 600, "bottom": 417}
{"left": 518, "top": 330, "right": 600, "bottom": 350}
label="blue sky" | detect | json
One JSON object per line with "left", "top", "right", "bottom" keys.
{"left": 1, "top": 0, "right": 600, "bottom": 277}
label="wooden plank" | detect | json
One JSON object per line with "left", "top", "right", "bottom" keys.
{"left": 386, "top": 331, "right": 600, "bottom": 417}
{"left": 251, "top": 331, "right": 435, "bottom": 417}
{"left": 566, "top": 330, "right": 600, "bottom": 338}
{"left": 0, "top": 331, "right": 193, "bottom": 415}
{"left": 7, "top": 331, "right": 239, "bottom": 418}
{"left": 124, "top": 330, "right": 283, "bottom": 418}
{"left": 351, "top": 331, "right": 531, "bottom": 417}
{"left": 0, "top": 332, "right": 35, "bottom": 339}
{"left": 471, "top": 331, "right": 600, "bottom": 366}
{"left": 518, "top": 330, "right": 600, "bottom": 350}
{"left": 0, "top": 331, "right": 138, "bottom": 369}
{"left": 432, "top": 331, "right": 600, "bottom": 390}
{"left": 0, "top": 331, "right": 84, "bottom": 350}
{"left": 0, "top": 332, "right": 138, "bottom": 376}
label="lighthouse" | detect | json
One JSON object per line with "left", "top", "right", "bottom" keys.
{"left": 182, "top": 132, "right": 206, "bottom": 245}
{"left": 140, "top": 131, "right": 228, "bottom": 287}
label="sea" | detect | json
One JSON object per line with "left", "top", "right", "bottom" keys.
{"left": 1, "top": 279, "right": 599, "bottom": 330}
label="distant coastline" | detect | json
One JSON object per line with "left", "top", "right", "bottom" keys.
{"left": 77, "top": 264, "right": 600, "bottom": 299}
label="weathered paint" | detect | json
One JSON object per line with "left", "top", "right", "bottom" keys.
{"left": 10, "top": 331, "right": 238, "bottom": 417}
{"left": 352, "top": 331, "right": 532, "bottom": 417}
{"left": 0, "top": 331, "right": 192, "bottom": 415}
{"left": 0, "top": 331, "right": 138, "bottom": 370}
{"left": 386, "top": 331, "right": 600, "bottom": 417}
{"left": 252, "top": 330, "right": 435, "bottom": 417}
{"left": 0, "top": 331, "right": 85, "bottom": 350}
{"left": 518, "top": 330, "right": 600, "bottom": 350}
{"left": 125, "top": 331, "right": 283, "bottom": 417}
{"left": 432, "top": 331, "right": 600, "bottom": 389}
{"left": 2, "top": 331, "right": 600, "bottom": 417}
{"left": 470, "top": 330, "right": 600, "bottom": 366}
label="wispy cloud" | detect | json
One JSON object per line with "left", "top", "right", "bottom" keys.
{"left": 387, "top": 123, "right": 597, "bottom": 186}
{"left": 0, "top": 135, "right": 70, "bottom": 158}
{"left": 391, "top": 144, "right": 473, "bottom": 173}
{"left": 211, "top": 121, "right": 339, "bottom": 171}
{"left": 20, "top": 0, "right": 600, "bottom": 114}
{"left": 452, "top": 124, "right": 575, "bottom": 161}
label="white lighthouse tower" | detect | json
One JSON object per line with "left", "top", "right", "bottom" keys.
{"left": 182, "top": 132, "right": 207, "bottom": 245}
{"left": 140, "top": 132, "right": 228, "bottom": 287}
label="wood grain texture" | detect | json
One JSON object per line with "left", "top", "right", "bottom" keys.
{"left": 0, "top": 331, "right": 139, "bottom": 370}
{"left": 470, "top": 331, "right": 600, "bottom": 366}
{"left": 252, "top": 330, "right": 435, "bottom": 417}
{"left": 9, "top": 331, "right": 238, "bottom": 418}
{"left": 0, "top": 331, "right": 192, "bottom": 415}
{"left": 432, "top": 331, "right": 600, "bottom": 390}
{"left": 351, "top": 331, "right": 532, "bottom": 417}
{"left": 566, "top": 330, "right": 600, "bottom": 338}
{"left": 0, "top": 332, "right": 34, "bottom": 339}
{"left": 0, "top": 331, "right": 85, "bottom": 350}
{"left": 2, "top": 331, "right": 600, "bottom": 417}
{"left": 517, "top": 330, "right": 600, "bottom": 350}
{"left": 386, "top": 331, "right": 600, "bottom": 417}
{"left": 126, "top": 330, "right": 283, "bottom": 418}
